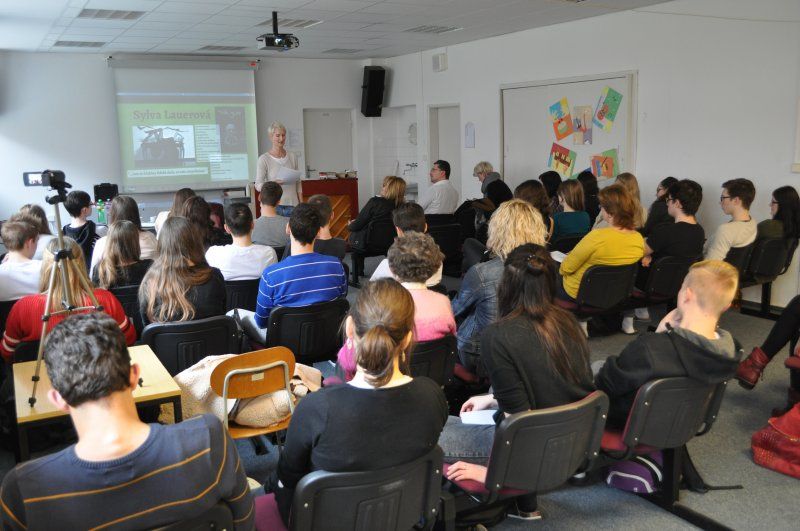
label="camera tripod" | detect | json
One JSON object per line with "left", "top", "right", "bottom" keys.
{"left": 28, "top": 177, "right": 102, "bottom": 407}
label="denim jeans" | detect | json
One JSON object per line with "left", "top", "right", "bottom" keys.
{"left": 276, "top": 205, "right": 294, "bottom": 217}
{"left": 438, "top": 415, "right": 495, "bottom": 464}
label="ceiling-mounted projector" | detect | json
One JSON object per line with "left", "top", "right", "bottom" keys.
{"left": 257, "top": 11, "right": 299, "bottom": 51}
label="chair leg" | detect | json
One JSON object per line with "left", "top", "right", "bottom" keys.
{"left": 760, "top": 282, "right": 772, "bottom": 317}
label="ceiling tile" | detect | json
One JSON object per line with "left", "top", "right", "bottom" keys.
{"left": 138, "top": 12, "right": 210, "bottom": 24}
{"left": 83, "top": 0, "right": 161, "bottom": 10}
{"left": 154, "top": 2, "right": 226, "bottom": 15}
{"left": 300, "top": 0, "right": 376, "bottom": 13}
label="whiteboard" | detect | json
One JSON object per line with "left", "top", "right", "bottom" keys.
{"left": 501, "top": 72, "right": 637, "bottom": 191}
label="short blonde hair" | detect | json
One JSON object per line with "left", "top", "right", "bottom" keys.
{"left": 473, "top": 161, "right": 493, "bottom": 175}
{"left": 487, "top": 199, "right": 547, "bottom": 260}
{"left": 268, "top": 121, "right": 286, "bottom": 137}
{"left": 683, "top": 260, "right": 739, "bottom": 316}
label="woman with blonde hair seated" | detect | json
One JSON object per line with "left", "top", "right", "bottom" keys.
{"left": 593, "top": 172, "right": 648, "bottom": 229}
{"left": 347, "top": 176, "right": 406, "bottom": 249}
{"left": 451, "top": 199, "right": 548, "bottom": 371}
{"left": 0, "top": 238, "right": 135, "bottom": 361}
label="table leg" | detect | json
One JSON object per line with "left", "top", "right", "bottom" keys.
{"left": 16, "top": 425, "right": 29, "bottom": 462}
{"left": 172, "top": 397, "right": 182, "bottom": 423}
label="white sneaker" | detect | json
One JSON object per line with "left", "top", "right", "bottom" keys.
{"left": 634, "top": 307, "right": 651, "bottom": 321}
{"left": 622, "top": 316, "right": 636, "bottom": 335}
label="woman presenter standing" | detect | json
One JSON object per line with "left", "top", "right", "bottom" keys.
{"left": 256, "top": 121, "right": 300, "bottom": 217}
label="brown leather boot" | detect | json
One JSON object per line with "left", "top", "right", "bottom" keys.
{"left": 735, "top": 347, "right": 770, "bottom": 390}
{"left": 771, "top": 387, "right": 800, "bottom": 418}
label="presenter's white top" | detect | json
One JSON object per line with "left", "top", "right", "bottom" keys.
{"left": 0, "top": 259, "right": 42, "bottom": 301}
{"left": 90, "top": 231, "right": 158, "bottom": 276}
{"left": 205, "top": 243, "right": 277, "bottom": 281}
{"left": 256, "top": 151, "right": 300, "bottom": 206}
{"left": 419, "top": 179, "right": 459, "bottom": 214}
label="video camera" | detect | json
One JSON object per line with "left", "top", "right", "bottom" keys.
{"left": 23, "top": 170, "right": 67, "bottom": 188}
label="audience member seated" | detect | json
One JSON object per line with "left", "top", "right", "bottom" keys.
{"left": 452, "top": 199, "right": 547, "bottom": 372}
{"left": 593, "top": 173, "right": 647, "bottom": 229}
{"left": 209, "top": 202, "right": 225, "bottom": 231}
{"left": 90, "top": 195, "right": 157, "bottom": 276}
{"left": 551, "top": 179, "right": 590, "bottom": 241}
{"left": 704, "top": 178, "right": 757, "bottom": 260}
{"left": 1, "top": 238, "right": 135, "bottom": 361}
{"left": 539, "top": 170, "right": 563, "bottom": 216}
{"left": 205, "top": 203, "right": 277, "bottom": 280}
{"left": 577, "top": 170, "right": 600, "bottom": 224}
{"left": 347, "top": 175, "right": 405, "bottom": 248}
{"left": 266, "top": 279, "right": 448, "bottom": 525}
{"left": 18, "top": 204, "right": 55, "bottom": 260}
{"left": 62, "top": 190, "right": 102, "bottom": 269}
{"left": 154, "top": 187, "right": 195, "bottom": 236}
{"left": 180, "top": 196, "right": 231, "bottom": 249}
{"left": 559, "top": 184, "right": 644, "bottom": 304}
{"left": 0, "top": 313, "right": 253, "bottom": 530}
{"left": 595, "top": 260, "right": 739, "bottom": 428}
{"left": 91, "top": 221, "right": 153, "bottom": 290}
{"left": 254, "top": 203, "right": 347, "bottom": 329}
{"left": 252, "top": 181, "right": 290, "bottom": 251}
{"left": 737, "top": 294, "right": 800, "bottom": 413}
{"left": 622, "top": 179, "right": 705, "bottom": 334}
{"left": 756, "top": 185, "right": 800, "bottom": 242}
{"left": 0, "top": 219, "right": 41, "bottom": 301}
{"left": 337, "top": 232, "right": 456, "bottom": 381}
{"left": 370, "top": 203, "right": 443, "bottom": 287}
{"left": 514, "top": 179, "right": 553, "bottom": 239}
{"left": 419, "top": 159, "right": 459, "bottom": 214}
{"left": 440, "top": 244, "right": 594, "bottom": 519}
{"left": 283, "top": 194, "right": 346, "bottom": 261}
{"left": 471, "top": 161, "right": 513, "bottom": 216}
{"left": 642, "top": 176, "right": 678, "bottom": 236}
{"left": 138, "top": 217, "right": 226, "bottom": 326}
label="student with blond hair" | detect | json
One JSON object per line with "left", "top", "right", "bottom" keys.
{"left": 347, "top": 176, "right": 406, "bottom": 250}
{"left": 452, "top": 199, "right": 547, "bottom": 371}
{"left": 595, "top": 260, "right": 740, "bottom": 427}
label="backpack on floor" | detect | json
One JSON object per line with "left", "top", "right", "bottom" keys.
{"left": 604, "top": 451, "right": 663, "bottom": 493}
{"left": 752, "top": 403, "right": 800, "bottom": 479}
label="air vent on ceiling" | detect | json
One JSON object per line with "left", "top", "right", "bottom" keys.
{"left": 404, "top": 25, "right": 462, "bottom": 35}
{"left": 258, "top": 18, "right": 322, "bottom": 29}
{"left": 198, "top": 45, "right": 247, "bottom": 52}
{"left": 77, "top": 9, "right": 146, "bottom": 20}
{"left": 54, "top": 40, "right": 106, "bottom": 48}
{"left": 323, "top": 48, "right": 362, "bottom": 54}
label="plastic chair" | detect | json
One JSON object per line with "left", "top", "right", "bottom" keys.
{"left": 723, "top": 243, "right": 755, "bottom": 277}
{"left": 426, "top": 222, "right": 463, "bottom": 278}
{"left": 273, "top": 246, "right": 286, "bottom": 261}
{"left": 409, "top": 335, "right": 457, "bottom": 387}
{"left": 141, "top": 315, "right": 242, "bottom": 376}
{"left": 740, "top": 238, "right": 798, "bottom": 318}
{"left": 0, "top": 299, "right": 16, "bottom": 335}
{"left": 266, "top": 299, "right": 349, "bottom": 364}
{"left": 12, "top": 341, "right": 39, "bottom": 363}
{"left": 210, "top": 347, "right": 295, "bottom": 440}
{"left": 441, "top": 392, "right": 609, "bottom": 528}
{"left": 254, "top": 446, "right": 444, "bottom": 531}
{"left": 549, "top": 233, "right": 586, "bottom": 254}
{"left": 224, "top": 278, "right": 260, "bottom": 313}
{"left": 628, "top": 255, "right": 697, "bottom": 311}
{"left": 157, "top": 501, "right": 234, "bottom": 531}
{"left": 556, "top": 263, "right": 638, "bottom": 317}
{"left": 350, "top": 219, "right": 396, "bottom": 286}
{"left": 110, "top": 285, "right": 145, "bottom": 339}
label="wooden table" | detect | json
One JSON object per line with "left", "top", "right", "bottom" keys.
{"left": 13, "top": 344, "right": 182, "bottom": 462}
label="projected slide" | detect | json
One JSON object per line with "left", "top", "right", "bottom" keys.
{"left": 113, "top": 68, "right": 259, "bottom": 192}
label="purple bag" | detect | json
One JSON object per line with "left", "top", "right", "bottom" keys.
{"left": 604, "top": 452, "right": 663, "bottom": 493}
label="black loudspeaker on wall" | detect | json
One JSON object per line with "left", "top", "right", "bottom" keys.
{"left": 361, "top": 66, "right": 385, "bottom": 117}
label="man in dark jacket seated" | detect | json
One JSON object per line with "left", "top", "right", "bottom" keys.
{"left": 595, "top": 259, "right": 741, "bottom": 428}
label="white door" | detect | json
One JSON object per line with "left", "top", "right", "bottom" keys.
{"left": 303, "top": 109, "right": 353, "bottom": 178}
{"left": 429, "top": 106, "right": 461, "bottom": 195}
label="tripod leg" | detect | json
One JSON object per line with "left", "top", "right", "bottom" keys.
{"left": 29, "top": 257, "right": 61, "bottom": 406}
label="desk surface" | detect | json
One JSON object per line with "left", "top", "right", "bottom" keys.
{"left": 14, "top": 345, "right": 180, "bottom": 424}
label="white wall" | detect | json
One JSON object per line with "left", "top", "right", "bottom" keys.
{"left": 372, "top": 105, "right": 418, "bottom": 196}
{"left": 380, "top": 0, "right": 800, "bottom": 307}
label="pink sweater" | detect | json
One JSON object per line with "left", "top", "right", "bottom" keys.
{"left": 336, "top": 286, "right": 456, "bottom": 382}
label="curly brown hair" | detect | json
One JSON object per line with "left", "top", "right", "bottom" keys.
{"left": 387, "top": 232, "right": 443, "bottom": 283}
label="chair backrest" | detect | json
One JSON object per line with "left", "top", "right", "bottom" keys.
{"left": 424, "top": 213, "right": 457, "bottom": 226}
{"left": 747, "top": 237, "right": 790, "bottom": 280}
{"left": 621, "top": 377, "right": 722, "bottom": 450}
{"left": 0, "top": 299, "right": 16, "bottom": 334}
{"left": 266, "top": 299, "right": 350, "bottom": 363}
{"left": 141, "top": 315, "right": 241, "bottom": 376}
{"left": 13, "top": 341, "right": 40, "bottom": 363}
{"left": 274, "top": 246, "right": 285, "bottom": 261}
{"left": 291, "top": 446, "right": 443, "bottom": 531}
{"left": 723, "top": 243, "right": 755, "bottom": 277}
{"left": 224, "top": 278, "right": 260, "bottom": 313}
{"left": 428, "top": 283, "right": 448, "bottom": 296}
{"left": 426, "top": 222, "right": 463, "bottom": 274}
{"left": 409, "top": 335, "right": 457, "bottom": 386}
{"left": 364, "top": 218, "right": 396, "bottom": 254}
{"left": 643, "top": 255, "right": 697, "bottom": 299}
{"left": 549, "top": 233, "right": 586, "bottom": 254}
{"left": 484, "top": 392, "right": 609, "bottom": 499}
{"left": 575, "top": 263, "right": 638, "bottom": 309}
{"left": 157, "top": 501, "right": 233, "bottom": 531}
{"left": 782, "top": 238, "right": 799, "bottom": 275}
{"left": 110, "top": 285, "right": 144, "bottom": 338}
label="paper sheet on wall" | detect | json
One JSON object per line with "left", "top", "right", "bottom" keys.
{"left": 593, "top": 87, "right": 623, "bottom": 131}
{"left": 275, "top": 165, "right": 303, "bottom": 184}
{"left": 591, "top": 148, "right": 619, "bottom": 180}
{"left": 573, "top": 105, "right": 593, "bottom": 145}
{"left": 548, "top": 143, "right": 577, "bottom": 177}
{"left": 549, "top": 97, "right": 574, "bottom": 141}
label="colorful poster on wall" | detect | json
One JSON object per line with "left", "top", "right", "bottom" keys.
{"left": 593, "top": 87, "right": 623, "bottom": 131}
{"left": 549, "top": 97, "right": 574, "bottom": 141}
{"left": 548, "top": 143, "right": 577, "bottom": 177}
{"left": 591, "top": 148, "right": 619, "bottom": 180}
{"left": 572, "top": 105, "right": 593, "bottom": 145}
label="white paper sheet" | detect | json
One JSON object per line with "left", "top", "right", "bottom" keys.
{"left": 275, "top": 165, "right": 303, "bottom": 184}
{"left": 550, "top": 250, "right": 567, "bottom": 263}
{"left": 460, "top": 409, "right": 497, "bottom": 425}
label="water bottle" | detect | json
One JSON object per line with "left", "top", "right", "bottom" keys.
{"left": 97, "top": 200, "right": 106, "bottom": 224}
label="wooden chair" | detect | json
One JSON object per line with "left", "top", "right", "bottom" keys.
{"left": 210, "top": 347, "right": 296, "bottom": 440}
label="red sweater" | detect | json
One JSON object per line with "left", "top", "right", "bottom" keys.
{"left": 1, "top": 289, "right": 135, "bottom": 362}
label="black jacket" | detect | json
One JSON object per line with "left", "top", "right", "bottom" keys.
{"left": 348, "top": 196, "right": 394, "bottom": 233}
{"left": 63, "top": 221, "right": 98, "bottom": 269}
{"left": 595, "top": 327, "right": 740, "bottom": 428}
